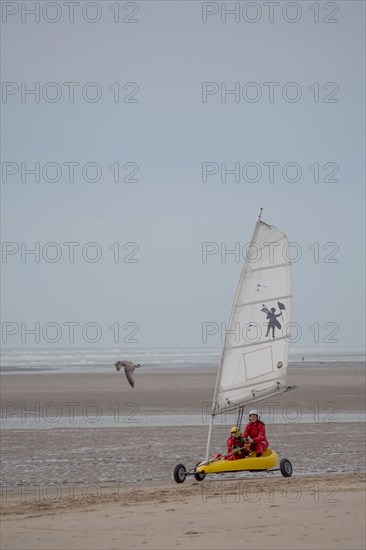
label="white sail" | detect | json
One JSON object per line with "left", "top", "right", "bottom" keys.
{"left": 212, "top": 219, "right": 292, "bottom": 415}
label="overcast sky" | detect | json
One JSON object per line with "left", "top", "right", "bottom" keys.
{"left": 1, "top": 0, "right": 365, "bottom": 349}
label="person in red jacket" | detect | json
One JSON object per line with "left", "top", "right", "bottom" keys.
{"left": 243, "top": 409, "right": 268, "bottom": 457}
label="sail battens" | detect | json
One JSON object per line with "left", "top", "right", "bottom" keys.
{"left": 221, "top": 380, "right": 284, "bottom": 394}
{"left": 248, "top": 262, "right": 290, "bottom": 273}
{"left": 235, "top": 295, "right": 292, "bottom": 309}
{"left": 225, "top": 335, "right": 290, "bottom": 351}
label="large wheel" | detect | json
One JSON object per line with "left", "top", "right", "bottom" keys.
{"left": 280, "top": 458, "right": 293, "bottom": 477}
{"left": 194, "top": 462, "right": 206, "bottom": 481}
{"left": 173, "top": 463, "right": 187, "bottom": 483}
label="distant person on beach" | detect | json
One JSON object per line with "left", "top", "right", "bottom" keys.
{"left": 243, "top": 410, "right": 268, "bottom": 457}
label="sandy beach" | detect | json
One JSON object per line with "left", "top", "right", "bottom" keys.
{"left": 1, "top": 363, "right": 365, "bottom": 549}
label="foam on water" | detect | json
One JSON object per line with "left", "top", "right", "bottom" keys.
{"left": 0, "top": 347, "right": 364, "bottom": 374}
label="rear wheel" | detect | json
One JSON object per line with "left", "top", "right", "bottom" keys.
{"left": 173, "top": 463, "right": 187, "bottom": 483}
{"left": 280, "top": 458, "right": 293, "bottom": 477}
{"left": 194, "top": 462, "right": 206, "bottom": 481}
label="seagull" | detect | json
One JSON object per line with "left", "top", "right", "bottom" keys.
{"left": 114, "top": 361, "right": 141, "bottom": 388}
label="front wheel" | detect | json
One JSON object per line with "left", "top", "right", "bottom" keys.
{"left": 173, "top": 463, "right": 187, "bottom": 483}
{"left": 280, "top": 458, "right": 293, "bottom": 477}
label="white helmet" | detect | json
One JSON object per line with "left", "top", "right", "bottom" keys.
{"left": 249, "top": 409, "right": 259, "bottom": 417}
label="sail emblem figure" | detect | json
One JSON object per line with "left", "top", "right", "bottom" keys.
{"left": 261, "top": 301, "right": 286, "bottom": 339}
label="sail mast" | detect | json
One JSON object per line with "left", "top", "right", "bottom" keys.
{"left": 211, "top": 220, "right": 263, "bottom": 412}
{"left": 205, "top": 412, "right": 215, "bottom": 462}
{"left": 205, "top": 219, "right": 262, "bottom": 461}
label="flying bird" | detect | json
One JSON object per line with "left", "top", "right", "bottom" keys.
{"left": 114, "top": 361, "right": 141, "bottom": 388}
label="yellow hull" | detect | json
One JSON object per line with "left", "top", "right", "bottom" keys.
{"left": 196, "top": 448, "right": 278, "bottom": 474}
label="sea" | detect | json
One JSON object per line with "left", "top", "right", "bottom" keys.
{"left": 1, "top": 347, "right": 365, "bottom": 374}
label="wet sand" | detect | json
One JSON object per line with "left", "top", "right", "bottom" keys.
{"left": 1, "top": 363, "right": 365, "bottom": 549}
{"left": 1, "top": 363, "right": 365, "bottom": 415}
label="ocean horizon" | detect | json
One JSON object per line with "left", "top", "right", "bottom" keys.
{"left": 0, "top": 347, "right": 364, "bottom": 374}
